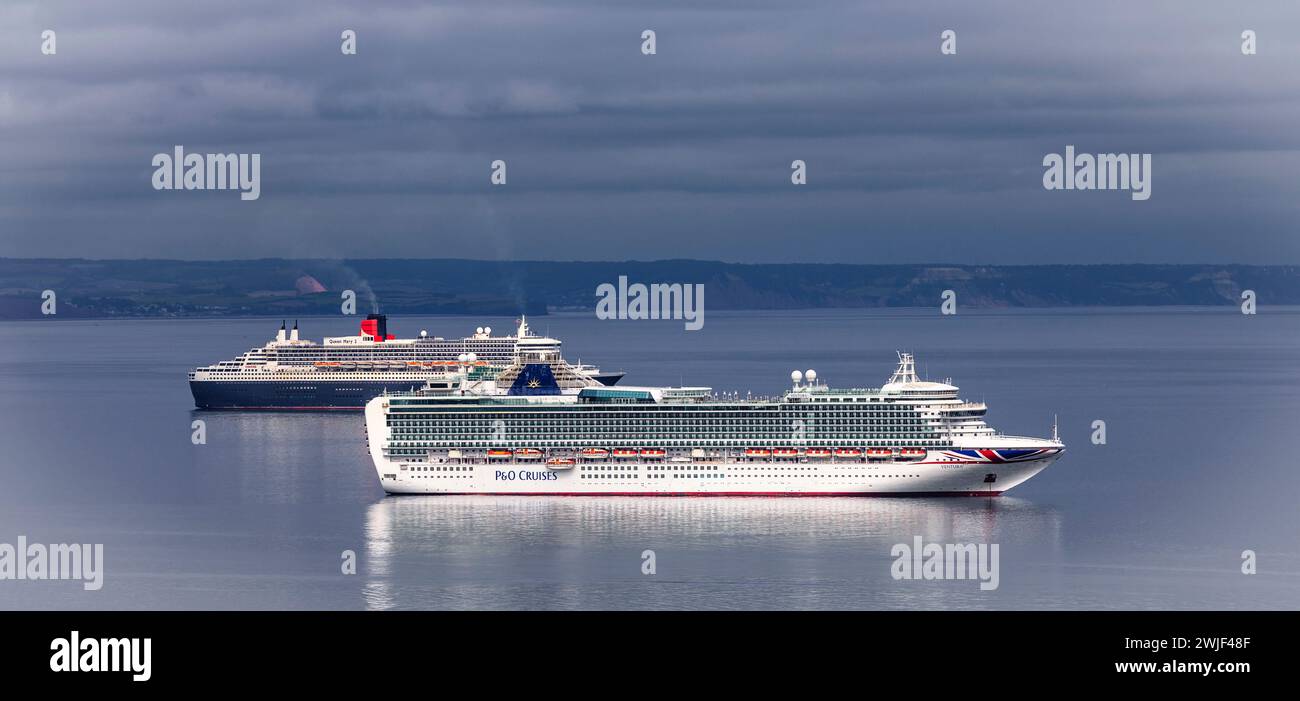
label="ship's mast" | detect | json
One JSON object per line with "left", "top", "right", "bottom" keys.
{"left": 887, "top": 351, "right": 918, "bottom": 385}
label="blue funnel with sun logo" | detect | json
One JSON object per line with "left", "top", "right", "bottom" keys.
{"left": 508, "top": 364, "right": 561, "bottom": 395}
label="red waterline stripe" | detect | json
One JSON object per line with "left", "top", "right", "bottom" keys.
{"left": 390, "top": 491, "right": 1004, "bottom": 498}
{"left": 197, "top": 406, "right": 363, "bottom": 411}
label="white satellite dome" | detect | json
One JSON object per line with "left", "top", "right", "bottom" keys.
{"left": 476, "top": 327, "right": 484, "bottom": 334}
{"left": 484, "top": 326, "right": 492, "bottom": 335}
{"left": 420, "top": 330, "right": 428, "bottom": 338}
{"left": 805, "top": 369, "right": 817, "bottom": 383}
{"left": 790, "top": 370, "right": 803, "bottom": 383}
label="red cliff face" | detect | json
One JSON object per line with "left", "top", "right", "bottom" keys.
{"left": 294, "top": 275, "right": 326, "bottom": 294}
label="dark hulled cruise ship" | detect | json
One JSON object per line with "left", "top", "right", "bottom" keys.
{"left": 188, "top": 315, "right": 623, "bottom": 410}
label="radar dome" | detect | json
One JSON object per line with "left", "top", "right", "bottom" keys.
{"left": 791, "top": 370, "right": 803, "bottom": 383}
{"left": 805, "top": 369, "right": 817, "bottom": 383}
{"left": 484, "top": 326, "right": 492, "bottom": 335}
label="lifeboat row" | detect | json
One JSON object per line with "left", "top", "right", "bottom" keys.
{"left": 485, "top": 447, "right": 927, "bottom": 460}
{"left": 751, "top": 447, "right": 926, "bottom": 458}
{"left": 406, "top": 360, "right": 489, "bottom": 367}
{"left": 490, "top": 448, "right": 666, "bottom": 459}
{"left": 314, "top": 360, "right": 489, "bottom": 368}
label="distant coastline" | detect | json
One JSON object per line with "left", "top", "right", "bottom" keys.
{"left": 1, "top": 258, "right": 1294, "bottom": 319}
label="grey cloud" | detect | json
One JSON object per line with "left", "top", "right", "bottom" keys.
{"left": 0, "top": 0, "right": 1298, "bottom": 263}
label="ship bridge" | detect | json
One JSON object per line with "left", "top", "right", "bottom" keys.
{"left": 880, "top": 352, "right": 958, "bottom": 396}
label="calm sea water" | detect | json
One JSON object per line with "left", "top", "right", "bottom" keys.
{"left": 1, "top": 308, "right": 1298, "bottom": 610}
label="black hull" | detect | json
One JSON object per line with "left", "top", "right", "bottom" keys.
{"left": 190, "top": 380, "right": 429, "bottom": 410}
{"left": 592, "top": 371, "right": 625, "bottom": 386}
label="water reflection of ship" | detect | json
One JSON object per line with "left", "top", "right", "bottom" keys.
{"left": 360, "top": 496, "right": 1064, "bottom": 610}
{"left": 187, "top": 411, "right": 378, "bottom": 505}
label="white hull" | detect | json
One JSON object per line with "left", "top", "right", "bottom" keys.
{"left": 371, "top": 455, "right": 1060, "bottom": 496}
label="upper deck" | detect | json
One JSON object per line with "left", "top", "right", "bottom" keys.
{"left": 194, "top": 315, "right": 565, "bottom": 370}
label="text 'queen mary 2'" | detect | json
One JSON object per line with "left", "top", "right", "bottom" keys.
{"left": 365, "top": 352, "right": 1065, "bottom": 496}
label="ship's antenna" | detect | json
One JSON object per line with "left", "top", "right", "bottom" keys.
{"left": 1052, "top": 414, "right": 1059, "bottom": 442}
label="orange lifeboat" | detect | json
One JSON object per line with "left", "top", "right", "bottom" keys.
{"left": 640, "top": 448, "right": 666, "bottom": 458}
{"left": 745, "top": 448, "right": 771, "bottom": 457}
{"left": 900, "top": 448, "right": 926, "bottom": 457}
{"left": 581, "top": 448, "right": 609, "bottom": 458}
{"left": 487, "top": 449, "right": 512, "bottom": 459}
{"left": 805, "top": 448, "right": 831, "bottom": 458}
{"left": 834, "top": 448, "right": 862, "bottom": 458}
{"left": 866, "top": 448, "right": 892, "bottom": 457}
{"left": 612, "top": 449, "right": 638, "bottom": 459}
{"left": 516, "top": 448, "right": 542, "bottom": 459}
{"left": 772, "top": 448, "right": 799, "bottom": 457}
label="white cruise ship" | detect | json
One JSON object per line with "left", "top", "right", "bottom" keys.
{"left": 364, "top": 353, "right": 1064, "bottom": 496}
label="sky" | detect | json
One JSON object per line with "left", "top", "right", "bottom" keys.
{"left": 1, "top": 0, "right": 1298, "bottom": 264}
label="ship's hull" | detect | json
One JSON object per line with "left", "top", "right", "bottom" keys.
{"left": 192, "top": 372, "right": 624, "bottom": 410}
{"left": 590, "top": 371, "right": 625, "bottom": 386}
{"left": 191, "top": 379, "right": 430, "bottom": 410}
{"left": 370, "top": 454, "right": 1059, "bottom": 496}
